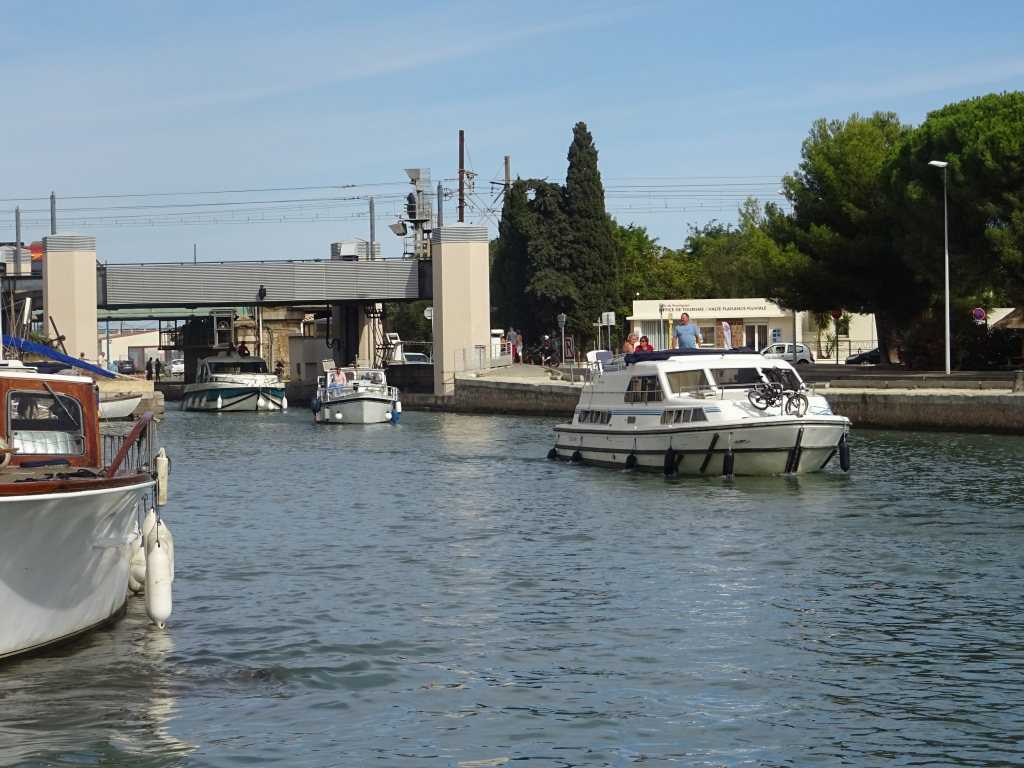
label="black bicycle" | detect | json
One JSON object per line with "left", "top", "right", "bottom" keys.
{"left": 748, "top": 381, "right": 808, "bottom": 416}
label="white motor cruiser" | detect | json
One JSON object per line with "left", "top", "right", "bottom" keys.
{"left": 0, "top": 361, "right": 169, "bottom": 660}
{"left": 181, "top": 352, "right": 286, "bottom": 412}
{"left": 312, "top": 361, "right": 401, "bottom": 425}
{"left": 550, "top": 348, "right": 851, "bottom": 476}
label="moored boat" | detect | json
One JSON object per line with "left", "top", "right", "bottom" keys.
{"left": 181, "top": 352, "right": 286, "bottom": 412}
{"left": 312, "top": 360, "right": 401, "bottom": 424}
{"left": 99, "top": 392, "right": 142, "bottom": 420}
{"left": 551, "top": 348, "right": 851, "bottom": 476}
{"left": 0, "top": 361, "right": 166, "bottom": 660}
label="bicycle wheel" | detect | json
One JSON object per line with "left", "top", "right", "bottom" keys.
{"left": 785, "top": 393, "right": 809, "bottom": 417}
{"left": 748, "top": 388, "right": 769, "bottom": 410}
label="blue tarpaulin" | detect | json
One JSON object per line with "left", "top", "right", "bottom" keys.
{"left": 2, "top": 335, "right": 116, "bottom": 378}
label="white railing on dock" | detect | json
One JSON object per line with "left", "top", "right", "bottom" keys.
{"left": 453, "top": 346, "right": 512, "bottom": 374}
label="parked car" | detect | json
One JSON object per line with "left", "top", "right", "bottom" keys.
{"left": 116, "top": 359, "right": 137, "bottom": 375}
{"left": 845, "top": 348, "right": 880, "bottom": 365}
{"left": 170, "top": 358, "right": 185, "bottom": 375}
{"left": 761, "top": 343, "right": 814, "bottom": 364}
{"left": 402, "top": 352, "right": 431, "bottom": 363}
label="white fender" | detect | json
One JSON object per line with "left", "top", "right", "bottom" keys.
{"left": 142, "top": 508, "right": 157, "bottom": 541}
{"left": 129, "top": 542, "right": 147, "bottom": 593}
{"left": 256, "top": 396, "right": 267, "bottom": 409}
{"left": 216, "top": 395, "right": 223, "bottom": 409}
{"left": 146, "top": 519, "right": 175, "bottom": 581}
{"left": 155, "top": 447, "right": 170, "bottom": 507}
{"left": 145, "top": 542, "right": 172, "bottom": 628}
{"left": 281, "top": 395, "right": 288, "bottom": 410}
{"left": 394, "top": 400, "right": 402, "bottom": 413}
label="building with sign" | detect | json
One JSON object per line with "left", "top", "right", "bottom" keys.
{"left": 627, "top": 299, "right": 878, "bottom": 356}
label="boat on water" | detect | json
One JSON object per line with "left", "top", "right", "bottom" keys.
{"left": 312, "top": 361, "right": 401, "bottom": 424}
{"left": 181, "top": 352, "right": 286, "bottom": 412}
{"left": 99, "top": 392, "right": 142, "bottom": 420}
{"left": 0, "top": 361, "right": 165, "bottom": 660}
{"left": 550, "top": 348, "right": 851, "bottom": 476}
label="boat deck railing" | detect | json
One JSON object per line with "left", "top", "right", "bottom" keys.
{"left": 102, "top": 412, "right": 157, "bottom": 476}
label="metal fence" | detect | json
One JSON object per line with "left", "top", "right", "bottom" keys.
{"left": 101, "top": 415, "right": 157, "bottom": 475}
{"left": 453, "top": 345, "right": 512, "bottom": 374}
{"left": 812, "top": 338, "right": 878, "bottom": 362}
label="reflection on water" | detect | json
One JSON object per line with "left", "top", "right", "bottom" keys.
{"left": 3, "top": 411, "right": 1024, "bottom": 766}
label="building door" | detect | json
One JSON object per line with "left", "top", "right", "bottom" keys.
{"left": 744, "top": 324, "right": 768, "bottom": 351}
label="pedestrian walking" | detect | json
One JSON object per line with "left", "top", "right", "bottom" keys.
{"left": 154, "top": 358, "right": 163, "bottom": 382}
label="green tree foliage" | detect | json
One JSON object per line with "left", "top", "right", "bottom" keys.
{"left": 887, "top": 92, "right": 1024, "bottom": 306}
{"left": 562, "top": 122, "right": 621, "bottom": 341}
{"left": 488, "top": 123, "right": 620, "bottom": 346}
{"left": 766, "top": 111, "right": 923, "bottom": 363}
{"left": 385, "top": 300, "right": 432, "bottom": 342}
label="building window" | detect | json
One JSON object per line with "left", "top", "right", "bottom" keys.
{"left": 699, "top": 326, "right": 716, "bottom": 347}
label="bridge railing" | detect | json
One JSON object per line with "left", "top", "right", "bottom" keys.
{"left": 453, "top": 345, "right": 512, "bottom": 374}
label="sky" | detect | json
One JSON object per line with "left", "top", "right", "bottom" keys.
{"left": 2, "top": 0, "right": 1023, "bottom": 263}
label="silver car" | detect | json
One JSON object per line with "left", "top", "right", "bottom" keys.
{"left": 761, "top": 343, "right": 814, "bottom": 364}
{"left": 169, "top": 358, "right": 185, "bottom": 375}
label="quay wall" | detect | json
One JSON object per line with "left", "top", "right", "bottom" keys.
{"left": 823, "top": 390, "right": 1024, "bottom": 434}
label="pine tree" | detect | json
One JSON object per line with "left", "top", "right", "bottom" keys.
{"left": 563, "top": 122, "right": 620, "bottom": 343}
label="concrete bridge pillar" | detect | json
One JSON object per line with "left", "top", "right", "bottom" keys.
{"left": 430, "top": 224, "right": 490, "bottom": 395}
{"left": 42, "top": 234, "right": 98, "bottom": 359}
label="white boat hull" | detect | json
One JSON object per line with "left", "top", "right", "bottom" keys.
{"left": 99, "top": 395, "right": 142, "bottom": 420}
{"left": 315, "top": 395, "right": 396, "bottom": 424}
{"left": 181, "top": 386, "right": 286, "bottom": 412}
{"left": 553, "top": 418, "right": 847, "bottom": 475}
{"left": 0, "top": 478, "right": 154, "bottom": 659}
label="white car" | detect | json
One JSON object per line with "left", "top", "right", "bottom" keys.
{"left": 169, "top": 358, "right": 185, "bottom": 375}
{"left": 761, "top": 343, "right": 814, "bottom": 364}
{"left": 403, "top": 352, "right": 431, "bottom": 363}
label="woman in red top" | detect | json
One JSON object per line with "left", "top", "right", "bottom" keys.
{"left": 635, "top": 336, "right": 655, "bottom": 352}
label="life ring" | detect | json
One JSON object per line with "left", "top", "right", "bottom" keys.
{"left": 0, "top": 437, "right": 15, "bottom": 469}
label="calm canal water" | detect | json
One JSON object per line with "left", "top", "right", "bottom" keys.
{"left": 3, "top": 409, "right": 1024, "bottom": 767}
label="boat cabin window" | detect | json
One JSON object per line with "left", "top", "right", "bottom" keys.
{"left": 577, "top": 410, "right": 611, "bottom": 424}
{"left": 660, "top": 408, "right": 709, "bottom": 424}
{"left": 665, "top": 369, "right": 711, "bottom": 394}
{"left": 709, "top": 367, "right": 763, "bottom": 388}
{"left": 354, "top": 371, "right": 384, "bottom": 385}
{"left": 208, "top": 360, "right": 268, "bottom": 375}
{"left": 7, "top": 389, "right": 86, "bottom": 455}
{"left": 624, "top": 376, "right": 664, "bottom": 403}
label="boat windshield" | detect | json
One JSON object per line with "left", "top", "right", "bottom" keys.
{"left": 353, "top": 371, "right": 384, "bottom": 385}
{"left": 665, "top": 369, "right": 712, "bottom": 394}
{"left": 761, "top": 366, "right": 802, "bottom": 391}
{"left": 708, "top": 366, "right": 802, "bottom": 391}
{"left": 8, "top": 389, "right": 85, "bottom": 455}
{"left": 208, "top": 361, "right": 268, "bottom": 374}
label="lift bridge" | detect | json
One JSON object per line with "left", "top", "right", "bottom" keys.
{"left": 93, "top": 257, "right": 432, "bottom": 374}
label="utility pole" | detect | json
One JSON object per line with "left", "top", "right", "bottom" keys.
{"left": 437, "top": 182, "right": 444, "bottom": 227}
{"left": 369, "top": 197, "right": 376, "bottom": 260}
{"left": 14, "top": 206, "right": 21, "bottom": 338}
{"left": 50, "top": 192, "right": 56, "bottom": 235}
{"left": 458, "top": 129, "right": 465, "bottom": 223}
{"left": 504, "top": 156, "right": 510, "bottom": 192}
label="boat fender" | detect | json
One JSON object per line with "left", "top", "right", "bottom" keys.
{"left": 142, "top": 508, "right": 157, "bottom": 541}
{"left": 625, "top": 453, "right": 637, "bottom": 470}
{"left": 394, "top": 400, "right": 402, "bottom": 413}
{"left": 722, "top": 449, "right": 735, "bottom": 477}
{"left": 547, "top": 447, "right": 558, "bottom": 460}
{"left": 311, "top": 397, "right": 321, "bottom": 414}
{"left": 146, "top": 520, "right": 175, "bottom": 582}
{"left": 281, "top": 395, "right": 288, "bottom": 410}
{"left": 663, "top": 447, "right": 676, "bottom": 475}
{"left": 390, "top": 410, "right": 400, "bottom": 424}
{"left": 155, "top": 448, "right": 170, "bottom": 507}
{"left": 0, "top": 437, "right": 11, "bottom": 470}
{"left": 145, "top": 542, "right": 172, "bottom": 628}
{"left": 216, "top": 395, "right": 223, "bottom": 410}
{"left": 256, "top": 396, "right": 267, "bottom": 409}
{"left": 571, "top": 449, "right": 582, "bottom": 462}
{"left": 129, "top": 539, "right": 147, "bottom": 593}
{"left": 839, "top": 437, "right": 851, "bottom": 472}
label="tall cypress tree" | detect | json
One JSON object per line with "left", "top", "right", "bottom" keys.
{"left": 563, "top": 122, "right": 620, "bottom": 343}
{"left": 490, "top": 178, "right": 532, "bottom": 332}
{"left": 524, "top": 180, "right": 576, "bottom": 340}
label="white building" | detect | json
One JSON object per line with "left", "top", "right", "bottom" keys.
{"left": 627, "top": 299, "right": 877, "bottom": 357}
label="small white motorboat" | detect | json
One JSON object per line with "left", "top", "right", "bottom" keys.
{"left": 181, "top": 352, "right": 286, "bottom": 412}
{"left": 550, "top": 348, "right": 851, "bottom": 476}
{"left": 312, "top": 360, "right": 401, "bottom": 425}
{"left": 99, "top": 392, "right": 142, "bottom": 420}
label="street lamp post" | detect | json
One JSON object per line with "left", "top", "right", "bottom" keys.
{"left": 929, "top": 160, "right": 951, "bottom": 375}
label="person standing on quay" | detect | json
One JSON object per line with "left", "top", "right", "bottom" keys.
{"left": 146, "top": 357, "right": 154, "bottom": 380}
{"left": 154, "top": 358, "right": 163, "bottom": 383}
{"left": 516, "top": 330, "right": 524, "bottom": 365}
{"left": 506, "top": 327, "right": 518, "bottom": 363}
{"left": 673, "top": 313, "right": 702, "bottom": 349}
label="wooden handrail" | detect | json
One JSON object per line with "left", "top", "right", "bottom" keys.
{"left": 106, "top": 412, "right": 155, "bottom": 477}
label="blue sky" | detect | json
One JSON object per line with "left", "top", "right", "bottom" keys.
{"left": 2, "top": 0, "right": 1022, "bottom": 263}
